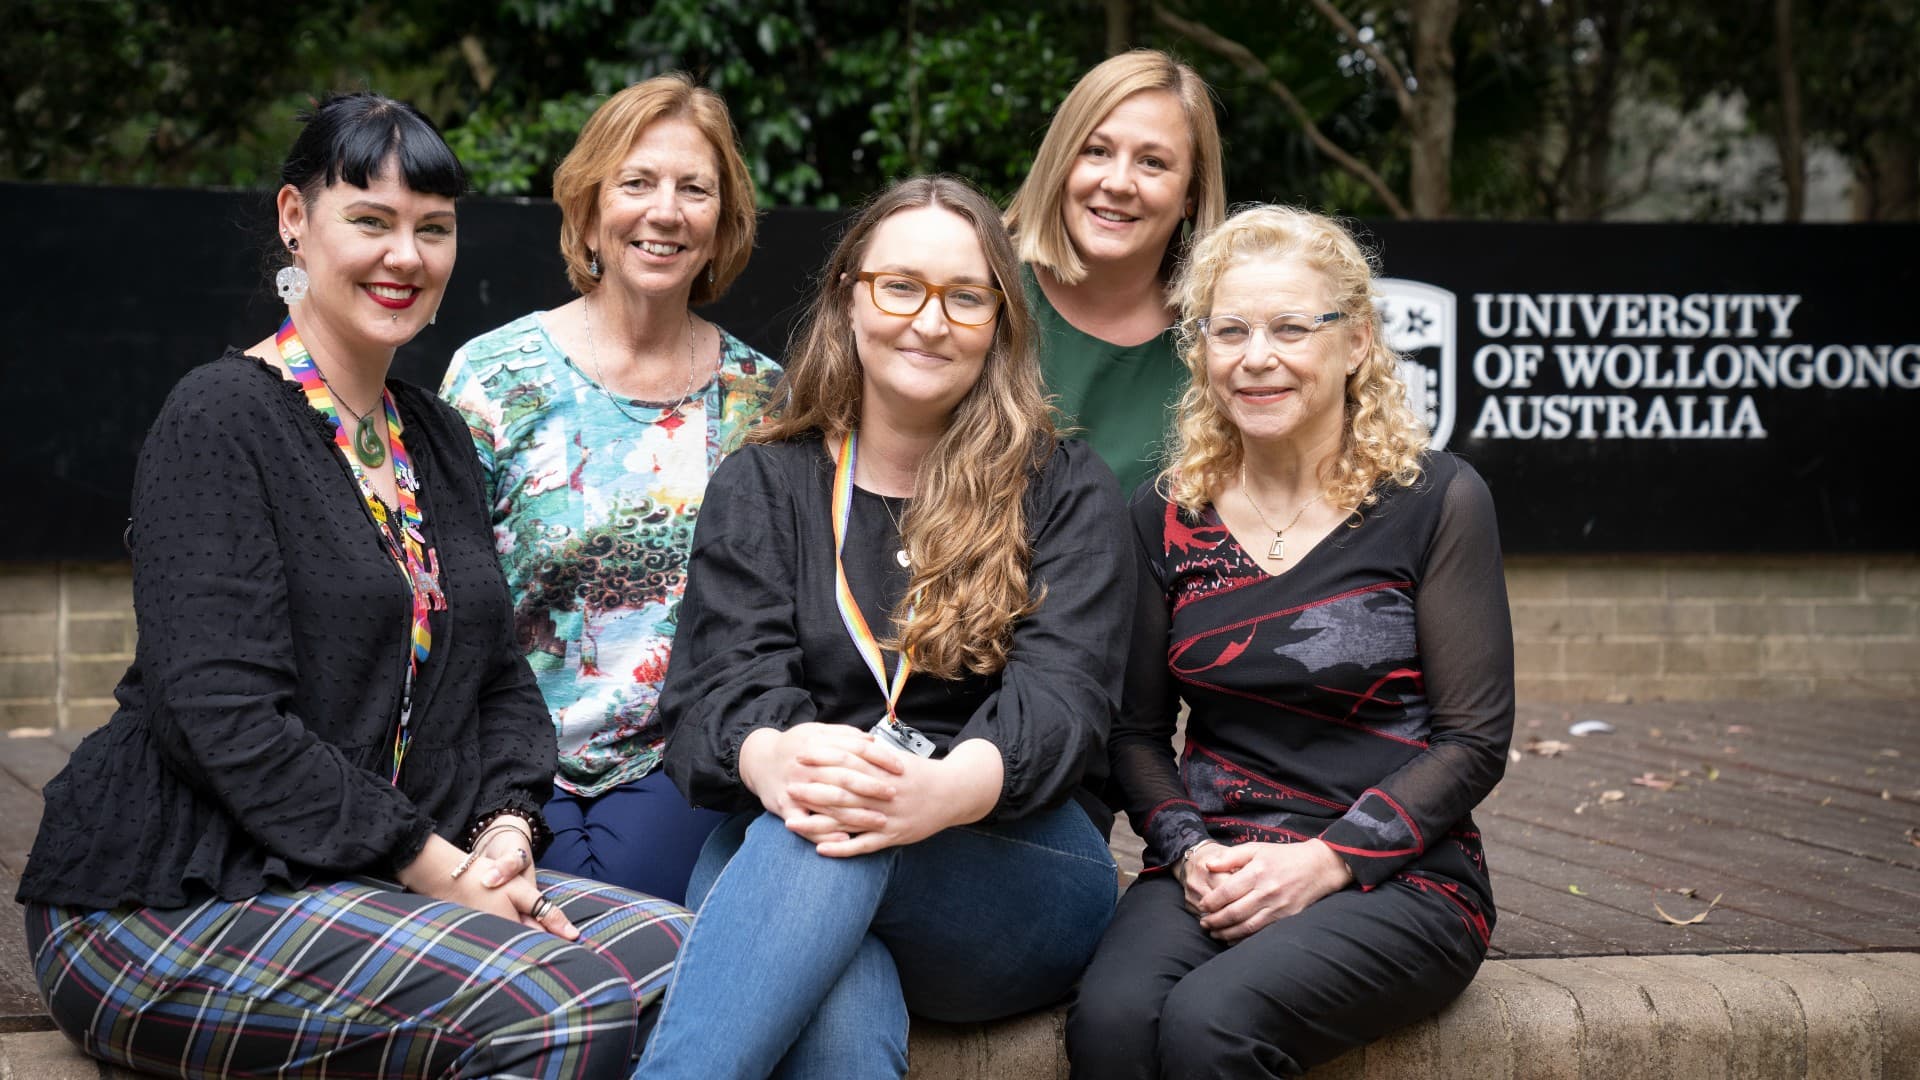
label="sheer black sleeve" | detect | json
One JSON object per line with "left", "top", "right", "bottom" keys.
{"left": 1110, "top": 485, "right": 1211, "bottom": 869}
{"left": 1317, "top": 461, "right": 1515, "bottom": 886}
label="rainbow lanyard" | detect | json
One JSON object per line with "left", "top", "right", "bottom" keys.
{"left": 277, "top": 317, "right": 442, "bottom": 783}
{"left": 831, "top": 428, "right": 912, "bottom": 719}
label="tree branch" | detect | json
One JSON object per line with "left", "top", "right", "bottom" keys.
{"left": 1304, "top": 0, "right": 1415, "bottom": 117}
{"left": 1151, "top": 2, "right": 1409, "bottom": 218}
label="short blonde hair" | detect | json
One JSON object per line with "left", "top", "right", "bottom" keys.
{"left": 551, "top": 73, "right": 757, "bottom": 303}
{"left": 1163, "top": 205, "right": 1428, "bottom": 514}
{"left": 1005, "top": 49, "right": 1225, "bottom": 286}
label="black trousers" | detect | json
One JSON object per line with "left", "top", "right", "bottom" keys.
{"left": 1067, "top": 874, "right": 1485, "bottom": 1078}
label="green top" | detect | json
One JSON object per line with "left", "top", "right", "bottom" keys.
{"left": 1024, "top": 264, "right": 1185, "bottom": 496}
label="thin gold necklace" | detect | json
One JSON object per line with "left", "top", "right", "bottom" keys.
{"left": 1239, "top": 464, "right": 1325, "bottom": 561}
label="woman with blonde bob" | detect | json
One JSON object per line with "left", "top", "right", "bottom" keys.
{"left": 1068, "top": 205, "right": 1515, "bottom": 1078}
{"left": 639, "top": 175, "right": 1132, "bottom": 1079}
{"left": 441, "top": 73, "right": 780, "bottom": 904}
{"left": 1005, "top": 48, "right": 1226, "bottom": 493}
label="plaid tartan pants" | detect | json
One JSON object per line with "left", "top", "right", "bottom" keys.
{"left": 24, "top": 870, "right": 691, "bottom": 1079}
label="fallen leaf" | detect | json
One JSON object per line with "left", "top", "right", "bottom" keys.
{"left": 1879, "top": 748, "right": 1901, "bottom": 758}
{"left": 1573, "top": 801, "right": 1589, "bottom": 815}
{"left": 5, "top": 727, "right": 52, "bottom": 739}
{"left": 1508, "top": 749, "right": 1523, "bottom": 764}
{"left": 1568, "top": 885, "right": 1588, "bottom": 896}
{"left": 1905, "top": 828, "right": 1920, "bottom": 848}
{"left": 1598, "top": 789, "right": 1626, "bottom": 804}
{"left": 1654, "top": 891, "right": 1723, "bottom": 926}
{"left": 1820, "top": 796, "right": 1833, "bottom": 807}
{"left": 1525, "top": 738, "right": 1574, "bottom": 757}
{"left": 1704, "top": 764, "right": 1720, "bottom": 781}
{"left": 1672, "top": 886, "right": 1700, "bottom": 899}
{"left": 1725, "top": 724, "right": 1750, "bottom": 735}
{"left": 1649, "top": 727, "right": 1663, "bottom": 739}
{"left": 1632, "top": 772, "right": 1678, "bottom": 791}
{"left": 1883, "top": 790, "right": 1893, "bottom": 801}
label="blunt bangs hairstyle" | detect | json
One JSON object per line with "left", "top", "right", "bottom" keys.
{"left": 1005, "top": 49, "right": 1225, "bottom": 286}
{"left": 755, "top": 175, "right": 1056, "bottom": 679}
{"left": 281, "top": 91, "right": 466, "bottom": 203}
{"left": 551, "top": 73, "right": 758, "bottom": 304}
{"left": 1163, "top": 204, "right": 1428, "bottom": 515}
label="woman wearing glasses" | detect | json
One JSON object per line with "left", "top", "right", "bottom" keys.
{"left": 1066, "top": 206, "right": 1514, "bottom": 1078}
{"left": 1005, "top": 49, "right": 1226, "bottom": 494}
{"left": 637, "top": 176, "right": 1131, "bottom": 1079}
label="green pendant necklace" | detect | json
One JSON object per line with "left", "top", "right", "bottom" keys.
{"left": 316, "top": 368, "right": 387, "bottom": 467}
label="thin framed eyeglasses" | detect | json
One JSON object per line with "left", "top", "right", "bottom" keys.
{"left": 1195, "top": 311, "right": 1344, "bottom": 355}
{"left": 855, "top": 271, "right": 1005, "bottom": 327}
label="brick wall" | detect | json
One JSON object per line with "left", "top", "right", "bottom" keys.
{"left": 0, "top": 564, "right": 134, "bottom": 731}
{"left": 1508, "top": 554, "right": 1920, "bottom": 701}
{"left": 1, "top": 555, "right": 1916, "bottom": 731}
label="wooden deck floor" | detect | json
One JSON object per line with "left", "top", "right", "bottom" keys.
{"left": 5, "top": 698, "right": 1917, "bottom": 1031}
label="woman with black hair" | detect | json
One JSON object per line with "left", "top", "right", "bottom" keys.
{"left": 15, "top": 92, "right": 690, "bottom": 1079}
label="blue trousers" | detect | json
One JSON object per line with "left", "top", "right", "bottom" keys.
{"left": 636, "top": 803, "right": 1119, "bottom": 1079}
{"left": 540, "top": 770, "right": 726, "bottom": 906}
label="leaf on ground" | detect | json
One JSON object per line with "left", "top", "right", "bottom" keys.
{"left": 1632, "top": 771, "right": 1678, "bottom": 791}
{"left": 1525, "top": 738, "right": 1573, "bottom": 757}
{"left": 1598, "top": 789, "right": 1626, "bottom": 804}
{"left": 5, "top": 726, "right": 52, "bottom": 739}
{"left": 1509, "top": 749, "right": 1523, "bottom": 764}
{"left": 1653, "top": 891, "right": 1723, "bottom": 926}
{"left": 1904, "top": 827, "right": 1920, "bottom": 848}
{"left": 1672, "top": 886, "right": 1700, "bottom": 899}
{"left": 1878, "top": 748, "right": 1901, "bottom": 758}
{"left": 1725, "top": 724, "right": 1750, "bottom": 735}
{"left": 1703, "top": 764, "right": 1720, "bottom": 781}
{"left": 1568, "top": 884, "right": 1588, "bottom": 896}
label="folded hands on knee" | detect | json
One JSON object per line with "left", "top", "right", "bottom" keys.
{"left": 397, "top": 827, "right": 581, "bottom": 940}
{"left": 1177, "top": 838, "right": 1355, "bottom": 942}
{"left": 739, "top": 723, "right": 1002, "bottom": 857}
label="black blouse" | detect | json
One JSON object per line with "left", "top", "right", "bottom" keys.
{"left": 1115, "top": 453, "right": 1513, "bottom": 934}
{"left": 17, "top": 351, "right": 554, "bottom": 911}
{"left": 659, "top": 436, "right": 1132, "bottom": 823}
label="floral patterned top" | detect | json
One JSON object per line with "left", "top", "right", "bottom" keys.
{"left": 442, "top": 312, "right": 781, "bottom": 796}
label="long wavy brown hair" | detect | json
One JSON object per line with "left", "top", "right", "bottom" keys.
{"left": 754, "top": 176, "right": 1055, "bottom": 679}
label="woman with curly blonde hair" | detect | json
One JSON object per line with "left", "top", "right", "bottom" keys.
{"left": 1068, "top": 205, "right": 1516, "bottom": 1078}
{"left": 642, "top": 175, "right": 1132, "bottom": 1079}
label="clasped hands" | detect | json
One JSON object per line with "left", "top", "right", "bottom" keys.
{"left": 739, "top": 722, "right": 997, "bottom": 858}
{"left": 1175, "top": 837, "right": 1355, "bottom": 942}
{"left": 396, "top": 819, "right": 579, "bottom": 940}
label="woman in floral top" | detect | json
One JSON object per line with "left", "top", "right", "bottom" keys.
{"left": 442, "top": 74, "right": 780, "bottom": 904}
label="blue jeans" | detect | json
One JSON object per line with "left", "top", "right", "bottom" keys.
{"left": 540, "top": 771, "right": 727, "bottom": 905}
{"left": 635, "top": 802, "right": 1118, "bottom": 1079}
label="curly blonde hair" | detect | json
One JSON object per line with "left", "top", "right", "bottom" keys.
{"left": 1163, "top": 205, "right": 1427, "bottom": 514}
{"left": 754, "top": 176, "right": 1055, "bottom": 679}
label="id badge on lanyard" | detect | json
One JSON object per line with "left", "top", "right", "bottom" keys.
{"left": 832, "top": 428, "right": 935, "bottom": 758}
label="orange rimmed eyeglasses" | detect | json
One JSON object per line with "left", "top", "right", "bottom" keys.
{"left": 854, "top": 271, "right": 1005, "bottom": 327}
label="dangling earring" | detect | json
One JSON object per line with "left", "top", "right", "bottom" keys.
{"left": 276, "top": 237, "right": 309, "bottom": 304}
{"left": 708, "top": 262, "right": 716, "bottom": 285}
{"left": 588, "top": 252, "right": 601, "bottom": 278}
{"left": 430, "top": 309, "right": 439, "bottom": 326}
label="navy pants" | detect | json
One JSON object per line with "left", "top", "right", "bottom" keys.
{"left": 539, "top": 770, "right": 726, "bottom": 905}
{"left": 1067, "top": 873, "right": 1485, "bottom": 1078}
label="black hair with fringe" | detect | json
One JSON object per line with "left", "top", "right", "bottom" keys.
{"left": 280, "top": 91, "right": 466, "bottom": 201}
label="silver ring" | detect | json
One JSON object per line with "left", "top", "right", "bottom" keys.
{"left": 515, "top": 848, "right": 531, "bottom": 870}
{"left": 529, "top": 895, "right": 556, "bottom": 920}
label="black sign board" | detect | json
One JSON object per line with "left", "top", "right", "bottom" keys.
{"left": 3, "top": 183, "right": 1915, "bottom": 559}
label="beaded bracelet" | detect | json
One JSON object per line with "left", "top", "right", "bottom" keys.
{"left": 450, "top": 819, "right": 533, "bottom": 880}
{"left": 462, "top": 805, "right": 552, "bottom": 857}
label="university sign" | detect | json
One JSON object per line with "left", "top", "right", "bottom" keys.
{"left": 4, "top": 187, "right": 1917, "bottom": 557}
{"left": 1361, "top": 221, "right": 1920, "bottom": 552}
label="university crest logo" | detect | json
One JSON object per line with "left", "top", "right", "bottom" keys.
{"left": 1373, "top": 278, "right": 1458, "bottom": 449}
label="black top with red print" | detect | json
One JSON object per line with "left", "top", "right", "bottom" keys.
{"left": 1115, "top": 452, "right": 1514, "bottom": 942}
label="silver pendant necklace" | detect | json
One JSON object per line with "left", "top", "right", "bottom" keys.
{"left": 880, "top": 494, "right": 911, "bottom": 568}
{"left": 1239, "top": 464, "right": 1325, "bottom": 561}
{"left": 582, "top": 294, "right": 698, "bottom": 421}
